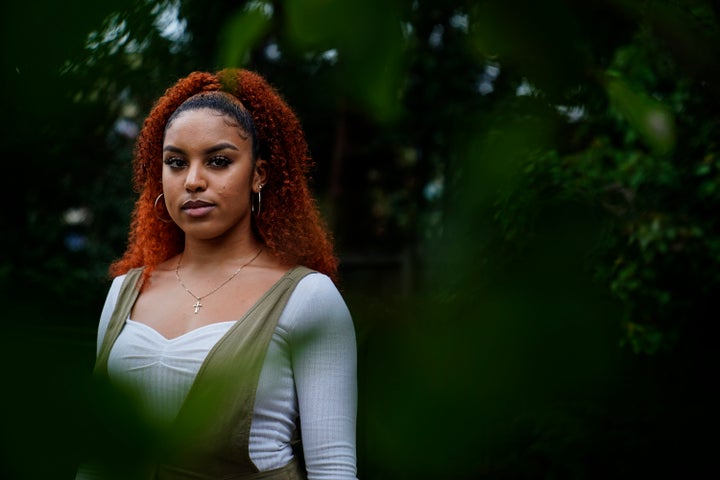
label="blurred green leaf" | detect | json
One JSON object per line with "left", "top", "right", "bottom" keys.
{"left": 217, "top": 7, "right": 270, "bottom": 68}
{"left": 283, "top": 0, "right": 406, "bottom": 120}
{"left": 605, "top": 73, "right": 676, "bottom": 155}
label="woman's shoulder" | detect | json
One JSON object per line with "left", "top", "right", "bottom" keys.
{"left": 107, "top": 273, "right": 127, "bottom": 295}
{"left": 110, "top": 266, "right": 145, "bottom": 288}
{"left": 292, "top": 267, "right": 339, "bottom": 296}
{"left": 280, "top": 268, "right": 352, "bottom": 331}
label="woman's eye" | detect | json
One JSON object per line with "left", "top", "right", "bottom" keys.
{"left": 208, "top": 156, "right": 232, "bottom": 167}
{"left": 163, "top": 157, "right": 186, "bottom": 169}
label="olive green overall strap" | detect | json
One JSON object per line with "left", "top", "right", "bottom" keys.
{"left": 93, "top": 267, "right": 145, "bottom": 376}
{"left": 157, "top": 266, "right": 314, "bottom": 480}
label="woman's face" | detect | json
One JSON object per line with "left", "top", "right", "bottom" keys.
{"left": 161, "top": 107, "right": 265, "bottom": 241}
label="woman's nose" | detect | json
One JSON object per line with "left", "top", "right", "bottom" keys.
{"left": 185, "top": 163, "right": 207, "bottom": 192}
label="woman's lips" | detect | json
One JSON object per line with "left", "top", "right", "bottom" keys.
{"left": 182, "top": 200, "right": 215, "bottom": 217}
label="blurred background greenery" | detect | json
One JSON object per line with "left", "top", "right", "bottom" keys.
{"left": 1, "top": 0, "right": 718, "bottom": 478}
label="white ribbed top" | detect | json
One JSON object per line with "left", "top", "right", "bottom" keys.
{"left": 78, "top": 272, "right": 357, "bottom": 480}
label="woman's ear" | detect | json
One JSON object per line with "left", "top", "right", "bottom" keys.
{"left": 253, "top": 159, "right": 268, "bottom": 192}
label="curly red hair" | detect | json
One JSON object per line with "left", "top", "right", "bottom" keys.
{"left": 109, "top": 69, "right": 338, "bottom": 282}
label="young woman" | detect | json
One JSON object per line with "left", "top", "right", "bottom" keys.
{"left": 76, "top": 69, "right": 357, "bottom": 479}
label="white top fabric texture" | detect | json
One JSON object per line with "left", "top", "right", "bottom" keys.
{"left": 77, "top": 271, "right": 357, "bottom": 480}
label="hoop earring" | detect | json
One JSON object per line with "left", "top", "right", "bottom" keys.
{"left": 154, "top": 193, "right": 173, "bottom": 223}
{"left": 252, "top": 184, "right": 264, "bottom": 216}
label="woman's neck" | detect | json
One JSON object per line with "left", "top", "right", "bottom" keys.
{"left": 180, "top": 237, "right": 265, "bottom": 269}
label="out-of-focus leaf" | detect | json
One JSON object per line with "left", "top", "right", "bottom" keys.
{"left": 217, "top": 8, "right": 271, "bottom": 68}
{"left": 605, "top": 73, "right": 676, "bottom": 155}
{"left": 283, "top": 0, "right": 406, "bottom": 121}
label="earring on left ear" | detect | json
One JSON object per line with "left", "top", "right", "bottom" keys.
{"left": 154, "top": 193, "right": 173, "bottom": 223}
{"left": 252, "top": 184, "right": 264, "bottom": 216}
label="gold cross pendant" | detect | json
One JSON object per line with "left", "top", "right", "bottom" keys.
{"left": 193, "top": 300, "right": 202, "bottom": 314}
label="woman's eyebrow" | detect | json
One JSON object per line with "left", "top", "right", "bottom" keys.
{"left": 204, "top": 142, "right": 240, "bottom": 154}
{"left": 163, "top": 145, "right": 184, "bottom": 153}
{"left": 162, "top": 142, "right": 240, "bottom": 154}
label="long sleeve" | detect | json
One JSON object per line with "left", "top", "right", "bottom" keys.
{"left": 286, "top": 274, "right": 358, "bottom": 479}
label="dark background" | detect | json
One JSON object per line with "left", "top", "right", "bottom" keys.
{"left": 1, "top": 0, "right": 718, "bottom": 478}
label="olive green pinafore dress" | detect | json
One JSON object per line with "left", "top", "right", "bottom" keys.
{"left": 94, "top": 266, "right": 314, "bottom": 479}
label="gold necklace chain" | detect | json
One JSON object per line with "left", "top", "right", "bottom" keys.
{"left": 175, "top": 246, "right": 264, "bottom": 314}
